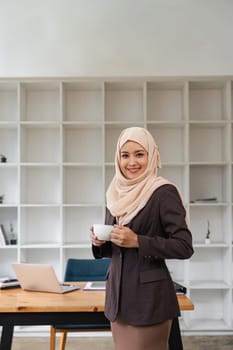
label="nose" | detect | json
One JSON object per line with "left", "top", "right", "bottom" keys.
{"left": 128, "top": 155, "right": 136, "bottom": 164}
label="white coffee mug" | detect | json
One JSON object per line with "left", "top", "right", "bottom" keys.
{"left": 93, "top": 224, "right": 113, "bottom": 241}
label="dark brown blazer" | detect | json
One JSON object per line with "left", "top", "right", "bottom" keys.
{"left": 93, "top": 184, "right": 194, "bottom": 326}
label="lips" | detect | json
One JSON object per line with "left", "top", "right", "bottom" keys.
{"left": 127, "top": 167, "right": 140, "bottom": 173}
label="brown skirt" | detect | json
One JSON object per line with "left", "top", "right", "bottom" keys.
{"left": 111, "top": 315, "right": 172, "bottom": 350}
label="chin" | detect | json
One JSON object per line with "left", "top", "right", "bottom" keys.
{"left": 126, "top": 172, "right": 141, "bottom": 179}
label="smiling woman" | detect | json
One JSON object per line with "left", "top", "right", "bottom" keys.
{"left": 91, "top": 127, "right": 194, "bottom": 350}
{"left": 106, "top": 127, "right": 169, "bottom": 226}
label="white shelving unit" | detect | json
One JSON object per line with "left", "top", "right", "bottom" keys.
{"left": 0, "top": 77, "right": 232, "bottom": 334}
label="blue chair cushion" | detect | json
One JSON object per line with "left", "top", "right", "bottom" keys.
{"left": 64, "top": 258, "right": 110, "bottom": 282}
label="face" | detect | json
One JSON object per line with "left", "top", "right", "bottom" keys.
{"left": 119, "top": 141, "right": 148, "bottom": 179}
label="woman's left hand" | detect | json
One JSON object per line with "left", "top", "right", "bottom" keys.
{"left": 110, "top": 225, "right": 139, "bottom": 248}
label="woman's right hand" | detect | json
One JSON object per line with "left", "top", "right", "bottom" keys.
{"left": 90, "top": 226, "right": 106, "bottom": 246}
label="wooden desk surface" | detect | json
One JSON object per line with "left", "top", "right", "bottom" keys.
{"left": 0, "top": 283, "right": 194, "bottom": 313}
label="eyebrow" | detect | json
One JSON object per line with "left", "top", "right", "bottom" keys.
{"left": 120, "top": 149, "right": 146, "bottom": 154}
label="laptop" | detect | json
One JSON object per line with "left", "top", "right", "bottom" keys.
{"left": 12, "top": 263, "right": 80, "bottom": 294}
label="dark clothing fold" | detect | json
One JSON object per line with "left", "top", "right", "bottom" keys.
{"left": 93, "top": 184, "right": 193, "bottom": 326}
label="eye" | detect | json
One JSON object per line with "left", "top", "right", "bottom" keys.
{"left": 136, "top": 152, "right": 145, "bottom": 157}
{"left": 120, "top": 153, "right": 129, "bottom": 159}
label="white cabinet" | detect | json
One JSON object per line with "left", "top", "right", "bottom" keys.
{"left": 0, "top": 77, "right": 233, "bottom": 334}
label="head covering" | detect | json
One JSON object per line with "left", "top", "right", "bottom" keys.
{"left": 106, "top": 127, "right": 172, "bottom": 225}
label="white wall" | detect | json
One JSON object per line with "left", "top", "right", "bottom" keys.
{"left": 0, "top": 0, "right": 233, "bottom": 77}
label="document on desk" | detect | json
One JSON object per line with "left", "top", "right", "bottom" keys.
{"left": 84, "top": 281, "right": 106, "bottom": 290}
{"left": 0, "top": 277, "right": 20, "bottom": 289}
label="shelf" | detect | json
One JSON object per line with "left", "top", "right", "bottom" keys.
{"left": 63, "top": 206, "right": 103, "bottom": 244}
{"left": 189, "top": 80, "right": 228, "bottom": 121}
{"left": 63, "top": 81, "right": 103, "bottom": 122}
{"left": 20, "top": 166, "right": 61, "bottom": 204}
{"left": 63, "top": 125, "right": 103, "bottom": 163}
{"left": 0, "top": 76, "right": 233, "bottom": 333}
{"left": 0, "top": 167, "right": 18, "bottom": 204}
{"left": 147, "top": 81, "right": 185, "bottom": 121}
{"left": 194, "top": 243, "right": 229, "bottom": 248}
{"left": 189, "top": 205, "right": 231, "bottom": 244}
{"left": 158, "top": 165, "right": 187, "bottom": 196}
{"left": 189, "top": 289, "right": 232, "bottom": 330}
{"left": 0, "top": 83, "right": 18, "bottom": 122}
{"left": 166, "top": 260, "right": 185, "bottom": 282}
{"left": 105, "top": 165, "right": 115, "bottom": 192}
{"left": 189, "top": 280, "right": 230, "bottom": 289}
{"left": 189, "top": 164, "right": 230, "bottom": 203}
{"left": 188, "top": 319, "right": 231, "bottom": 331}
{"left": 63, "top": 166, "right": 103, "bottom": 204}
{"left": 0, "top": 249, "right": 18, "bottom": 275}
{"left": 189, "top": 248, "right": 231, "bottom": 286}
{"left": 0, "top": 126, "right": 18, "bottom": 163}
{"left": 20, "top": 125, "right": 60, "bottom": 163}
{"left": 189, "top": 123, "right": 229, "bottom": 163}
{"left": 20, "top": 82, "right": 60, "bottom": 122}
{"left": 148, "top": 124, "right": 186, "bottom": 163}
{"left": 20, "top": 206, "right": 61, "bottom": 245}
{"left": 0, "top": 245, "right": 18, "bottom": 249}
{"left": 189, "top": 202, "right": 228, "bottom": 206}
{"left": 105, "top": 81, "right": 144, "bottom": 122}
{"left": 62, "top": 243, "right": 91, "bottom": 249}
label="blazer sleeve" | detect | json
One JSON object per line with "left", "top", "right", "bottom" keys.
{"left": 92, "top": 241, "right": 112, "bottom": 259}
{"left": 138, "top": 185, "right": 194, "bottom": 260}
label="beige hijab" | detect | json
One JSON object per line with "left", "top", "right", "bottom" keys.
{"left": 106, "top": 127, "right": 172, "bottom": 225}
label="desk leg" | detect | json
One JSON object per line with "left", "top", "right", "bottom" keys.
{"left": 0, "top": 324, "right": 14, "bottom": 350}
{"left": 168, "top": 318, "right": 183, "bottom": 350}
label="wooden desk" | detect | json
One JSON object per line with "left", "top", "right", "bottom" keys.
{"left": 0, "top": 284, "right": 194, "bottom": 350}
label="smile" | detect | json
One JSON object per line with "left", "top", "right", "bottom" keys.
{"left": 127, "top": 168, "right": 140, "bottom": 173}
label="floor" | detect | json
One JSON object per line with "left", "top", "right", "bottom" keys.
{"left": 11, "top": 335, "right": 233, "bottom": 350}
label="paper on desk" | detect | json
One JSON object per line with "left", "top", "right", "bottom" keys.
{"left": 0, "top": 277, "right": 20, "bottom": 289}
{"left": 83, "top": 281, "right": 106, "bottom": 290}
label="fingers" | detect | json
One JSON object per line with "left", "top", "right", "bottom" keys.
{"left": 90, "top": 227, "right": 106, "bottom": 246}
{"left": 111, "top": 226, "right": 127, "bottom": 246}
{"left": 110, "top": 226, "right": 139, "bottom": 248}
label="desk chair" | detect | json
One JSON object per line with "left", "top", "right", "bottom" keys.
{"left": 50, "top": 258, "right": 111, "bottom": 350}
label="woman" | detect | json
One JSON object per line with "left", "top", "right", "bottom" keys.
{"left": 91, "top": 127, "right": 193, "bottom": 350}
